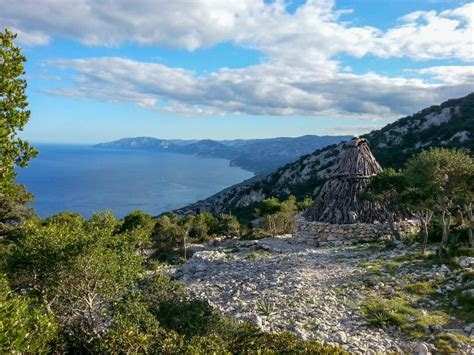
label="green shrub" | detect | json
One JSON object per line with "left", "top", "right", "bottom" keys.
{"left": 403, "top": 281, "right": 436, "bottom": 296}
{"left": 361, "top": 297, "right": 448, "bottom": 336}
{"left": 0, "top": 275, "right": 57, "bottom": 353}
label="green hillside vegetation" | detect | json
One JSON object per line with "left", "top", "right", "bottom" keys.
{"left": 367, "top": 94, "right": 474, "bottom": 168}
{"left": 1, "top": 212, "right": 345, "bottom": 353}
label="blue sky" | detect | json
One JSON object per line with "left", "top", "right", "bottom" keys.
{"left": 2, "top": 0, "right": 473, "bottom": 143}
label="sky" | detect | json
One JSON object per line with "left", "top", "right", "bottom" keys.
{"left": 2, "top": 0, "right": 473, "bottom": 144}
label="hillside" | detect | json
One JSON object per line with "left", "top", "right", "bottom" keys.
{"left": 189, "top": 93, "right": 474, "bottom": 216}
{"left": 95, "top": 135, "right": 350, "bottom": 175}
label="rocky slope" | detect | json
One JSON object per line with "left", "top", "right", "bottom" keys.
{"left": 193, "top": 93, "right": 473, "bottom": 215}
{"left": 95, "top": 135, "right": 350, "bottom": 175}
{"left": 169, "top": 236, "right": 474, "bottom": 353}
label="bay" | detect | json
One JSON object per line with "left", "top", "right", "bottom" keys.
{"left": 15, "top": 144, "right": 253, "bottom": 218}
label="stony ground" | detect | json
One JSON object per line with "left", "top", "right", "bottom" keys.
{"left": 168, "top": 235, "right": 474, "bottom": 354}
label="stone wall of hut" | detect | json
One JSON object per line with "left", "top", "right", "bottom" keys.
{"left": 295, "top": 215, "right": 420, "bottom": 246}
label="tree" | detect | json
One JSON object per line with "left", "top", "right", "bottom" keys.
{"left": 152, "top": 215, "right": 184, "bottom": 253}
{"left": 118, "top": 210, "right": 154, "bottom": 234}
{"left": 7, "top": 217, "right": 144, "bottom": 350}
{"left": 0, "top": 29, "right": 37, "bottom": 235}
{"left": 404, "top": 148, "right": 474, "bottom": 253}
{"left": 256, "top": 197, "right": 283, "bottom": 236}
{"left": 256, "top": 196, "right": 297, "bottom": 236}
{"left": 463, "top": 171, "right": 474, "bottom": 247}
{"left": 0, "top": 183, "right": 35, "bottom": 236}
{"left": 297, "top": 197, "right": 313, "bottom": 212}
{"left": 363, "top": 168, "right": 408, "bottom": 240}
{"left": 216, "top": 214, "right": 241, "bottom": 238}
{"left": 0, "top": 274, "right": 57, "bottom": 353}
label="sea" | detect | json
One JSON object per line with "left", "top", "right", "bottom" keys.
{"left": 15, "top": 144, "right": 253, "bottom": 219}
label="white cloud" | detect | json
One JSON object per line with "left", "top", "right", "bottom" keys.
{"left": 2, "top": 0, "right": 473, "bottom": 118}
{"left": 2, "top": 0, "right": 472, "bottom": 62}
{"left": 1, "top": 0, "right": 256, "bottom": 50}
{"left": 46, "top": 57, "right": 473, "bottom": 118}
{"left": 378, "top": 3, "right": 473, "bottom": 61}
{"left": 416, "top": 65, "right": 474, "bottom": 84}
{"left": 10, "top": 27, "right": 50, "bottom": 46}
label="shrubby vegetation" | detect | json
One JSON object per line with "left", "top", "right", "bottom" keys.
{"left": 365, "top": 147, "right": 474, "bottom": 254}
{"left": 255, "top": 196, "right": 298, "bottom": 237}
{"left": 1, "top": 212, "right": 346, "bottom": 353}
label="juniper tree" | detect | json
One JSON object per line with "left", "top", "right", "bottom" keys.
{"left": 404, "top": 148, "right": 474, "bottom": 253}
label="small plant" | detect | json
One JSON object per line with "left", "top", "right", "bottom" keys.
{"left": 245, "top": 250, "right": 272, "bottom": 260}
{"left": 256, "top": 298, "right": 276, "bottom": 317}
{"left": 402, "top": 281, "right": 435, "bottom": 296}
{"left": 433, "top": 332, "right": 474, "bottom": 353}
{"left": 361, "top": 297, "right": 448, "bottom": 336}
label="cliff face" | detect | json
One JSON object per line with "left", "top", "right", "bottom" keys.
{"left": 194, "top": 93, "right": 474, "bottom": 215}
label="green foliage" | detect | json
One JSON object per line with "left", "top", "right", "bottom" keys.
{"left": 118, "top": 209, "right": 154, "bottom": 234}
{"left": 0, "top": 29, "right": 37, "bottom": 236}
{"left": 6, "top": 214, "right": 146, "bottom": 349}
{"left": 0, "top": 274, "right": 57, "bottom": 353}
{"left": 228, "top": 326, "right": 346, "bottom": 354}
{"left": 256, "top": 197, "right": 283, "bottom": 217}
{"left": 256, "top": 196, "right": 297, "bottom": 236}
{"left": 361, "top": 297, "right": 447, "bottom": 334}
{"left": 297, "top": 197, "right": 314, "bottom": 211}
{"left": 364, "top": 168, "right": 407, "bottom": 207}
{"left": 433, "top": 332, "right": 474, "bottom": 354}
{"left": 155, "top": 299, "right": 219, "bottom": 337}
{"left": 43, "top": 211, "right": 86, "bottom": 228}
{"left": 0, "top": 29, "right": 37, "bottom": 190}
{"left": 256, "top": 298, "right": 276, "bottom": 317}
{"left": 402, "top": 281, "right": 436, "bottom": 296}
{"left": 2, "top": 210, "right": 345, "bottom": 353}
{"left": 0, "top": 183, "right": 35, "bottom": 236}
{"left": 215, "top": 213, "right": 241, "bottom": 237}
{"left": 100, "top": 297, "right": 163, "bottom": 354}
{"left": 404, "top": 148, "right": 474, "bottom": 209}
{"left": 152, "top": 212, "right": 242, "bottom": 256}
{"left": 152, "top": 214, "right": 184, "bottom": 253}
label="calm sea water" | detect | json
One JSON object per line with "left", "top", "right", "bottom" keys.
{"left": 15, "top": 145, "right": 253, "bottom": 218}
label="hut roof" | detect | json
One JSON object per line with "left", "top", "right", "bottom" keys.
{"left": 330, "top": 138, "right": 382, "bottom": 179}
{"left": 304, "top": 138, "right": 387, "bottom": 224}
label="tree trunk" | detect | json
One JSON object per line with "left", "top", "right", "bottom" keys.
{"left": 440, "top": 210, "right": 452, "bottom": 248}
{"left": 469, "top": 202, "right": 473, "bottom": 248}
{"left": 420, "top": 218, "right": 428, "bottom": 254}
{"left": 415, "top": 211, "right": 433, "bottom": 254}
{"left": 180, "top": 235, "right": 187, "bottom": 260}
{"left": 387, "top": 212, "right": 401, "bottom": 240}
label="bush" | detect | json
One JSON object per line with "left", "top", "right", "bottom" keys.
{"left": 0, "top": 274, "right": 57, "bottom": 353}
{"left": 362, "top": 297, "right": 448, "bottom": 337}
{"left": 118, "top": 210, "right": 154, "bottom": 234}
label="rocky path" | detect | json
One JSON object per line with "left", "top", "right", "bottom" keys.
{"left": 170, "top": 236, "right": 416, "bottom": 353}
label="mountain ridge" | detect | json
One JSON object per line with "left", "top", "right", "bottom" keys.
{"left": 95, "top": 134, "right": 351, "bottom": 175}
{"left": 185, "top": 93, "right": 474, "bottom": 217}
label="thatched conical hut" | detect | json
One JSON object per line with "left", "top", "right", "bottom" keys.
{"left": 304, "top": 138, "right": 387, "bottom": 224}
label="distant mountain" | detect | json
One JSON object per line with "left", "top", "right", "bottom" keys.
{"left": 95, "top": 135, "right": 351, "bottom": 175}
{"left": 187, "top": 93, "right": 474, "bottom": 217}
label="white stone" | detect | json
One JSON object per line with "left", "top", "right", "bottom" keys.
{"left": 413, "top": 342, "right": 430, "bottom": 355}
